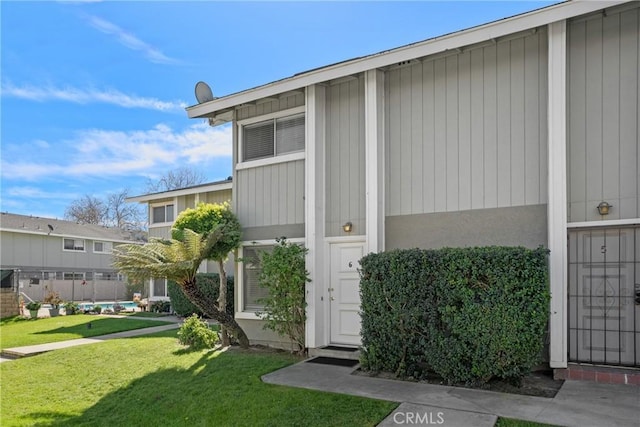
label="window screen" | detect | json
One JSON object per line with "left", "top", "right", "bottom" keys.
{"left": 276, "top": 115, "right": 305, "bottom": 155}
{"left": 152, "top": 205, "right": 174, "bottom": 224}
{"left": 152, "top": 206, "right": 165, "bottom": 223}
{"left": 153, "top": 278, "right": 167, "bottom": 297}
{"left": 242, "top": 246, "right": 271, "bottom": 311}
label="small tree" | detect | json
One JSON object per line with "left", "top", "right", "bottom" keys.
{"left": 112, "top": 228, "right": 249, "bottom": 348}
{"left": 173, "top": 202, "right": 240, "bottom": 346}
{"left": 256, "top": 237, "right": 309, "bottom": 354}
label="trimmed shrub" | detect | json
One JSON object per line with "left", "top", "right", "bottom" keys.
{"left": 256, "top": 237, "right": 309, "bottom": 354}
{"left": 150, "top": 300, "right": 171, "bottom": 313}
{"left": 64, "top": 301, "right": 80, "bottom": 315}
{"left": 177, "top": 314, "right": 218, "bottom": 350}
{"left": 168, "top": 273, "right": 234, "bottom": 317}
{"left": 359, "top": 246, "right": 549, "bottom": 386}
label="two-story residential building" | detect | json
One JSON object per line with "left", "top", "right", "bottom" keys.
{"left": 0, "top": 212, "right": 144, "bottom": 304}
{"left": 185, "top": 0, "right": 640, "bottom": 379}
{"left": 126, "top": 178, "right": 233, "bottom": 303}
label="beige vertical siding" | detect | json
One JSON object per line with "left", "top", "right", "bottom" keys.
{"left": 325, "top": 77, "right": 366, "bottom": 237}
{"left": 236, "top": 160, "right": 305, "bottom": 228}
{"left": 234, "top": 93, "right": 305, "bottom": 230}
{"left": 202, "top": 189, "right": 232, "bottom": 205}
{"left": 385, "top": 28, "right": 548, "bottom": 216}
{"left": 235, "top": 93, "right": 305, "bottom": 121}
{"left": 567, "top": 5, "right": 640, "bottom": 222}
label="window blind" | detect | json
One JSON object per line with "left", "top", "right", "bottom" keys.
{"left": 275, "top": 114, "right": 305, "bottom": 155}
{"left": 242, "top": 246, "right": 271, "bottom": 310}
{"left": 243, "top": 120, "right": 274, "bottom": 161}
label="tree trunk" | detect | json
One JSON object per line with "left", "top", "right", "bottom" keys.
{"left": 180, "top": 277, "right": 249, "bottom": 348}
{"left": 217, "top": 259, "right": 230, "bottom": 346}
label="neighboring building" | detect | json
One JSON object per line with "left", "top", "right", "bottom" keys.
{"left": 186, "top": 0, "right": 640, "bottom": 375}
{"left": 0, "top": 212, "right": 144, "bottom": 303}
{"left": 126, "top": 179, "right": 233, "bottom": 303}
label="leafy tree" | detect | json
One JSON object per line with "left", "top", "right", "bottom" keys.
{"left": 173, "top": 202, "right": 240, "bottom": 346}
{"left": 145, "top": 166, "right": 205, "bottom": 193}
{"left": 256, "top": 237, "right": 309, "bottom": 354}
{"left": 112, "top": 228, "right": 249, "bottom": 348}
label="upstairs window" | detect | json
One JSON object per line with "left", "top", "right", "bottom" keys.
{"left": 63, "top": 238, "right": 85, "bottom": 252}
{"left": 93, "top": 241, "right": 113, "bottom": 254}
{"left": 152, "top": 204, "right": 174, "bottom": 224}
{"left": 242, "top": 113, "right": 305, "bottom": 162}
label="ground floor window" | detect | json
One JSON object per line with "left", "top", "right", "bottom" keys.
{"left": 152, "top": 278, "right": 167, "bottom": 298}
{"left": 241, "top": 245, "right": 273, "bottom": 311}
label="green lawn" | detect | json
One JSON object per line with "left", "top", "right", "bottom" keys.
{"left": 0, "top": 330, "right": 397, "bottom": 426}
{"left": 496, "top": 418, "right": 559, "bottom": 427}
{"left": 0, "top": 315, "right": 171, "bottom": 349}
{"left": 0, "top": 324, "right": 559, "bottom": 427}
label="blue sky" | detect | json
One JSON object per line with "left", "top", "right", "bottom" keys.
{"left": 1, "top": 0, "right": 559, "bottom": 220}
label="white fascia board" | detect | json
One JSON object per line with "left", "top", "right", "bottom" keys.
{"left": 126, "top": 182, "right": 232, "bottom": 203}
{"left": 186, "top": 0, "right": 626, "bottom": 120}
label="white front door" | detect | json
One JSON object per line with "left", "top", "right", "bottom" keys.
{"left": 329, "top": 242, "right": 364, "bottom": 345}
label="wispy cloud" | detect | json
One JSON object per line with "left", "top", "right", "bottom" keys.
{"left": 7, "top": 186, "right": 78, "bottom": 200}
{"left": 1, "top": 122, "right": 232, "bottom": 181}
{"left": 84, "top": 14, "right": 181, "bottom": 65}
{"left": 1, "top": 82, "right": 187, "bottom": 112}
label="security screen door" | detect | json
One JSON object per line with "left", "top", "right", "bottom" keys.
{"left": 568, "top": 226, "right": 640, "bottom": 367}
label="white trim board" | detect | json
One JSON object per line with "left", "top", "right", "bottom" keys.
{"left": 567, "top": 218, "right": 640, "bottom": 228}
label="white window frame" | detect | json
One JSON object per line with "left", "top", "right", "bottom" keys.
{"left": 237, "top": 106, "right": 306, "bottom": 170}
{"left": 151, "top": 277, "right": 168, "bottom": 298}
{"left": 63, "top": 238, "right": 85, "bottom": 252}
{"left": 93, "top": 241, "right": 113, "bottom": 254}
{"left": 236, "top": 237, "right": 305, "bottom": 319}
{"left": 63, "top": 272, "right": 84, "bottom": 280}
{"left": 150, "top": 202, "right": 176, "bottom": 226}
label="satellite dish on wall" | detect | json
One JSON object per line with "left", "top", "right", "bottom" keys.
{"left": 195, "top": 81, "right": 214, "bottom": 103}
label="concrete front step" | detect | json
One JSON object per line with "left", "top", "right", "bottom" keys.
{"left": 309, "top": 345, "right": 360, "bottom": 361}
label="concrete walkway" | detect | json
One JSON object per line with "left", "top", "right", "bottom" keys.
{"left": 262, "top": 360, "right": 640, "bottom": 427}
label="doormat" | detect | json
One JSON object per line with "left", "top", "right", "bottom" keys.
{"left": 321, "top": 345, "right": 358, "bottom": 352}
{"left": 306, "top": 357, "right": 359, "bottom": 368}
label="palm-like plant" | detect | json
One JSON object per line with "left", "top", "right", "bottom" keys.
{"left": 112, "top": 227, "right": 249, "bottom": 348}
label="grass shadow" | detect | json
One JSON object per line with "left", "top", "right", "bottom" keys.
{"left": 24, "top": 349, "right": 393, "bottom": 427}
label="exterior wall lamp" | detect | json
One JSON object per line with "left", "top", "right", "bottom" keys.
{"left": 597, "top": 201, "right": 612, "bottom": 216}
{"left": 342, "top": 222, "right": 353, "bottom": 233}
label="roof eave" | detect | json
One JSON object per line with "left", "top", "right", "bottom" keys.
{"left": 126, "top": 181, "right": 233, "bottom": 203}
{"left": 186, "top": 0, "right": 626, "bottom": 121}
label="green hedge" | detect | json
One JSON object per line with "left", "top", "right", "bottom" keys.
{"left": 168, "top": 274, "right": 234, "bottom": 317}
{"left": 359, "top": 246, "right": 549, "bottom": 386}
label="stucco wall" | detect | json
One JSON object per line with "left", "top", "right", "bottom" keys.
{"left": 386, "top": 204, "right": 548, "bottom": 250}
